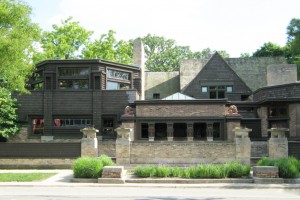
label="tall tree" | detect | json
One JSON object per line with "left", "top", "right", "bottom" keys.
{"left": 141, "top": 34, "right": 190, "bottom": 71}
{"left": 82, "top": 30, "right": 133, "bottom": 64}
{"left": 252, "top": 42, "right": 288, "bottom": 57}
{"left": 35, "top": 17, "right": 93, "bottom": 61}
{"left": 287, "top": 18, "right": 300, "bottom": 79}
{"left": 0, "top": 0, "right": 40, "bottom": 92}
{"left": 0, "top": 0, "right": 40, "bottom": 138}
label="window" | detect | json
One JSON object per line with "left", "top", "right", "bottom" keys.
{"left": 32, "top": 118, "right": 44, "bottom": 135}
{"left": 226, "top": 86, "right": 233, "bottom": 93}
{"left": 201, "top": 85, "right": 233, "bottom": 99}
{"left": 155, "top": 123, "right": 167, "bottom": 138}
{"left": 107, "top": 81, "right": 130, "bottom": 90}
{"left": 107, "top": 69, "right": 130, "bottom": 81}
{"left": 53, "top": 118, "right": 91, "bottom": 127}
{"left": 58, "top": 67, "right": 89, "bottom": 90}
{"left": 106, "top": 69, "right": 131, "bottom": 90}
{"left": 201, "top": 86, "right": 208, "bottom": 93}
{"left": 58, "top": 68, "right": 89, "bottom": 76}
{"left": 153, "top": 93, "right": 160, "bottom": 99}
{"left": 213, "top": 123, "right": 220, "bottom": 138}
{"left": 102, "top": 118, "right": 115, "bottom": 135}
{"left": 58, "top": 80, "right": 88, "bottom": 89}
{"left": 141, "top": 123, "right": 149, "bottom": 138}
{"left": 269, "top": 106, "right": 288, "bottom": 118}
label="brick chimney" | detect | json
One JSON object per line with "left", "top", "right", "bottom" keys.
{"left": 133, "top": 39, "right": 145, "bottom": 100}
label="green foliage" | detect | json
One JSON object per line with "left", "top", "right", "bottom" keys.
{"left": 0, "top": 0, "right": 40, "bottom": 93}
{"left": 224, "top": 162, "right": 250, "bottom": 178}
{"left": 133, "top": 162, "right": 250, "bottom": 179}
{"left": 0, "top": 88, "right": 20, "bottom": 138}
{"left": 35, "top": 17, "right": 93, "bottom": 61}
{"left": 72, "top": 155, "right": 115, "bottom": 178}
{"left": 83, "top": 30, "right": 133, "bottom": 64}
{"left": 257, "top": 157, "right": 300, "bottom": 178}
{"left": 141, "top": 34, "right": 229, "bottom": 72}
{"left": 253, "top": 42, "right": 288, "bottom": 57}
{"left": 98, "top": 154, "right": 115, "bottom": 167}
{"left": 287, "top": 18, "right": 300, "bottom": 43}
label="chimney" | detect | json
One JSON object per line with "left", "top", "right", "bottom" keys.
{"left": 133, "top": 39, "right": 145, "bottom": 100}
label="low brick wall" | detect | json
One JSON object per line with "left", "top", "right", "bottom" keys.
{"left": 98, "top": 140, "right": 116, "bottom": 157}
{"left": 0, "top": 158, "right": 74, "bottom": 169}
{"left": 130, "top": 141, "right": 236, "bottom": 164}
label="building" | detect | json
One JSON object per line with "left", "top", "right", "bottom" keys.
{"left": 5, "top": 43, "right": 300, "bottom": 165}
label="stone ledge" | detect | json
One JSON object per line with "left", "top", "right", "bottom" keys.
{"left": 101, "top": 166, "right": 124, "bottom": 178}
{"left": 71, "top": 178, "right": 98, "bottom": 183}
{"left": 253, "top": 178, "right": 284, "bottom": 184}
{"left": 98, "top": 178, "right": 125, "bottom": 184}
{"left": 253, "top": 166, "right": 279, "bottom": 178}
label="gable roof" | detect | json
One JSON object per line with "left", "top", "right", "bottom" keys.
{"left": 162, "top": 92, "right": 195, "bottom": 100}
{"left": 182, "top": 52, "right": 252, "bottom": 98}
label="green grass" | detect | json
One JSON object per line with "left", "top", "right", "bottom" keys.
{"left": 0, "top": 173, "right": 56, "bottom": 182}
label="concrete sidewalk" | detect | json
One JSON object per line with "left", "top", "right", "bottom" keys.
{"left": 0, "top": 169, "right": 300, "bottom": 189}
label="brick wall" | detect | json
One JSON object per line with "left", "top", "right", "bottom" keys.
{"left": 98, "top": 140, "right": 116, "bottom": 157}
{"left": 136, "top": 103, "right": 225, "bottom": 117}
{"left": 130, "top": 141, "right": 236, "bottom": 164}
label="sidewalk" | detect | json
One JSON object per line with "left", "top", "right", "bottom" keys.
{"left": 0, "top": 169, "right": 300, "bottom": 189}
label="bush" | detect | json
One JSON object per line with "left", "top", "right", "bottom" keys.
{"left": 257, "top": 157, "right": 300, "bottom": 178}
{"left": 133, "top": 162, "right": 250, "bottom": 179}
{"left": 224, "top": 162, "right": 250, "bottom": 178}
{"left": 98, "top": 154, "right": 115, "bottom": 167}
{"left": 72, "top": 157, "right": 103, "bottom": 178}
{"left": 133, "top": 165, "right": 155, "bottom": 177}
{"left": 72, "top": 155, "right": 115, "bottom": 178}
{"left": 257, "top": 157, "right": 276, "bottom": 166}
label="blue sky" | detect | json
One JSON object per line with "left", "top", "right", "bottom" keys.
{"left": 25, "top": 0, "right": 300, "bottom": 57}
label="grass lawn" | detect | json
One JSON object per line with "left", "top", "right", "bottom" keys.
{"left": 0, "top": 173, "right": 56, "bottom": 182}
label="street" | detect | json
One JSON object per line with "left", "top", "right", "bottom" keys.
{"left": 0, "top": 186, "right": 299, "bottom": 200}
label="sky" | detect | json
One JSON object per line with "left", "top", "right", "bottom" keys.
{"left": 25, "top": 0, "right": 300, "bottom": 57}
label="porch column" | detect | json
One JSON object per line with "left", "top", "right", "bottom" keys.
{"left": 167, "top": 123, "right": 174, "bottom": 141}
{"left": 148, "top": 123, "right": 155, "bottom": 142}
{"left": 187, "top": 123, "right": 193, "bottom": 141}
{"left": 268, "top": 128, "right": 289, "bottom": 159}
{"left": 206, "top": 122, "right": 213, "bottom": 141}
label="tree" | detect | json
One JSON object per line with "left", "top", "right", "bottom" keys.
{"left": 0, "top": 0, "right": 40, "bottom": 93}
{"left": 287, "top": 18, "right": 300, "bottom": 43}
{"left": 193, "top": 48, "right": 229, "bottom": 59}
{"left": 141, "top": 34, "right": 190, "bottom": 71}
{"left": 252, "top": 42, "right": 288, "bottom": 57}
{"left": 35, "top": 17, "right": 93, "bottom": 61}
{"left": 82, "top": 30, "right": 133, "bottom": 64}
{"left": 0, "top": 88, "right": 19, "bottom": 138}
{"left": 287, "top": 18, "right": 300, "bottom": 79}
{"left": 0, "top": 0, "right": 39, "bottom": 138}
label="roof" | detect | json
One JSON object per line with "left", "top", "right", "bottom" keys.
{"left": 162, "top": 92, "right": 195, "bottom": 100}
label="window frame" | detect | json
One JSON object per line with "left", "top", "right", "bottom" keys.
{"left": 57, "top": 66, "right": 90, "bottom": 90}
{"left": 106, "top": 67, "right": 132, "bottom": 90}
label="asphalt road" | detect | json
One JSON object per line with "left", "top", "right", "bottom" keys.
{"left": 0, "top": 186, "right": 300, "bottom": 200}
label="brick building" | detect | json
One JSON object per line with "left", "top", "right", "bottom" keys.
{"left": 6, "top": 41, "right": 300, "bottom": 164}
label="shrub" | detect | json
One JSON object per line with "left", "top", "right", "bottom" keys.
{"left": 257, "top": 157, "right": 276, "bottom": 166}
{"left": 224, "top": 162, "right": 250, "bottom": 178}
{"left": 72, "top": 157, "right": 103, "bottom": 178}
{"left": 169, "top": 167, "right": 184, "bottom": 177}
{"left": 257, "top": 157, "right": 300, "bottom": 178}
{"left": 133, "top": 165, "right": 155, "bottom": 177}
{"left": 133, "top": 162, "right": 250, "bottom": 179}
{"left": 98, "top": 155, "right": 115, "bottom": 167}
{"left": 72, "top": 155, "right": 115, "bottom": 178}
{"left": 154, "top": 165, "right": 170, "bottom": 177}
